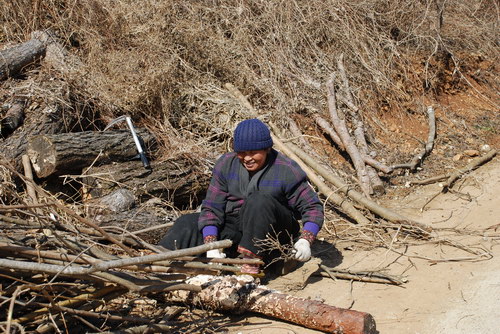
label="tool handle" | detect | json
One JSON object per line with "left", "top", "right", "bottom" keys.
{"left": 139, "top": 152, "right": 151, "bottom": 169}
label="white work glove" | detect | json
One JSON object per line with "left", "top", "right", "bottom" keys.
{"left": 206, "top": 249, "right": 226, "bottom": 259}
{"left": 292, "top": 238, "right": 311, "bottom": 262}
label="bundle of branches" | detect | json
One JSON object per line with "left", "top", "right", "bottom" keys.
{"left": 0, "top": 163, "right": 263, "bottom": 332}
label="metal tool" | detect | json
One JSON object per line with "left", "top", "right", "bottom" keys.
{"left": 104, "top": 115, "right": 151, "bottom": 169}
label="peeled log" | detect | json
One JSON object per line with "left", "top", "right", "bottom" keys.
{"left": 165, "top": 275, "right": 377, "bottom": 334}
{"left": 27, "top": 129, "right": 155, "bottom": 178}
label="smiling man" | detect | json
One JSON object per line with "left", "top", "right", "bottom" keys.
{"left": 159, "top": 118, "right": 324, "bottom": 275}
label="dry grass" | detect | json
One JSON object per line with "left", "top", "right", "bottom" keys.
{"left": 1, "top": 0, "right": 498, "bottom": 156}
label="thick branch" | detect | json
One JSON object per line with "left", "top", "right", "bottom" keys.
{"left": 0, "top": 240, "right": 232, "bottom": 276}
{"left": 314, "top": 114, "right": 345, "bottom": 150}
{"left": 271, "top": 133, "right": 370, "bottom": 225}
{"left": 326, "top": 75, "right": 372, "bottom": 196}
{"left": 443, "top": 149, "right": 497, "bottom": 191}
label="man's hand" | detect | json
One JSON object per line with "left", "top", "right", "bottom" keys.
{"left": 292, "top": 238, "right": 311, "bottom": 262}
{"left": 206, "top": 249, "right": 226, "bottom": 259}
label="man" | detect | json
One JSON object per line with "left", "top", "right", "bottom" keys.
{"left": 159, "top": 118, "right": 324, "bottom": 274}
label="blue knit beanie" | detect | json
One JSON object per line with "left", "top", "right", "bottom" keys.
{"left": 233, "top": 119, "right": 273, "bottom": 152}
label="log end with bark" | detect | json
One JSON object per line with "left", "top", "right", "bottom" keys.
{"left": 27, "top": 129, "right": 156, "bottom": 178}
{"left": 165, "top": 275, "right": 377, "bottom": 334}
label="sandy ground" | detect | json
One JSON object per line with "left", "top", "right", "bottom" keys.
{"left": 228, "top": 154, "right": 500, "bottom": 334}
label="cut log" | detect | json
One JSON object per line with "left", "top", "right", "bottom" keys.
{"left": 82, "top": 157, "right": 210, "bottom": 208}
{"left": 0, "top": 38, "right": 46, "bottom": 80}
{"left": 165, "top": 275, "right": 377, "bottom": 334}
{"left": 0, "top": 107, "right": 67, "bottom": 172}
{"left": 89, "top": 207, "right": 176, "bottom": 244}
{"left": 27, "top": 129, "right": 156, "bottom": 178}
{"left": 0, "top": 94, "right": 102, "bottom": 173}
{"left": 1, "top": 99, "right": 26, "bottom": 138}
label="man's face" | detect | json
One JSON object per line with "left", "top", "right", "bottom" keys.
{"left": 236, "top": 149, "right": 269, "bottom": 172}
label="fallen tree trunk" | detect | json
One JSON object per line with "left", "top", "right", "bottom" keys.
{"left": 0, "top": 38, "right": 46, "bottom": 80}
{"left": 165, "top": 275, "right": 377, "bottom": 334}
{"left": 27, "top": 129, "right": 156, "bottom": 178}
{"left": 82, "top": 157, "right": 210, "bottom": 208}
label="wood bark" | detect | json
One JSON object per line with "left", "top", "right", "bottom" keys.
{"left": 0, "top": 38, "right": 46, "bottom": 80}
{"left": 27, "top": 129, "right": 156, "bottom": 178}
{"left": 166, "top": 275, "right": 377, "bottom": 334}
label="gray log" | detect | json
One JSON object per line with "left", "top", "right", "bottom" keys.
{"left": 0, "top": 104, "right": 68, "bottom": 171}
{"left": 1, "top": 99, "right": 26, "bottom": 138}
{"left": 82, "top": 158, "right": 210, "bottom": 208}
{"left": 0, "top": 38, "right": 46, "bottom": 80}
{"left": 27, "top": 129, "right": 156, "bottom": 178}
